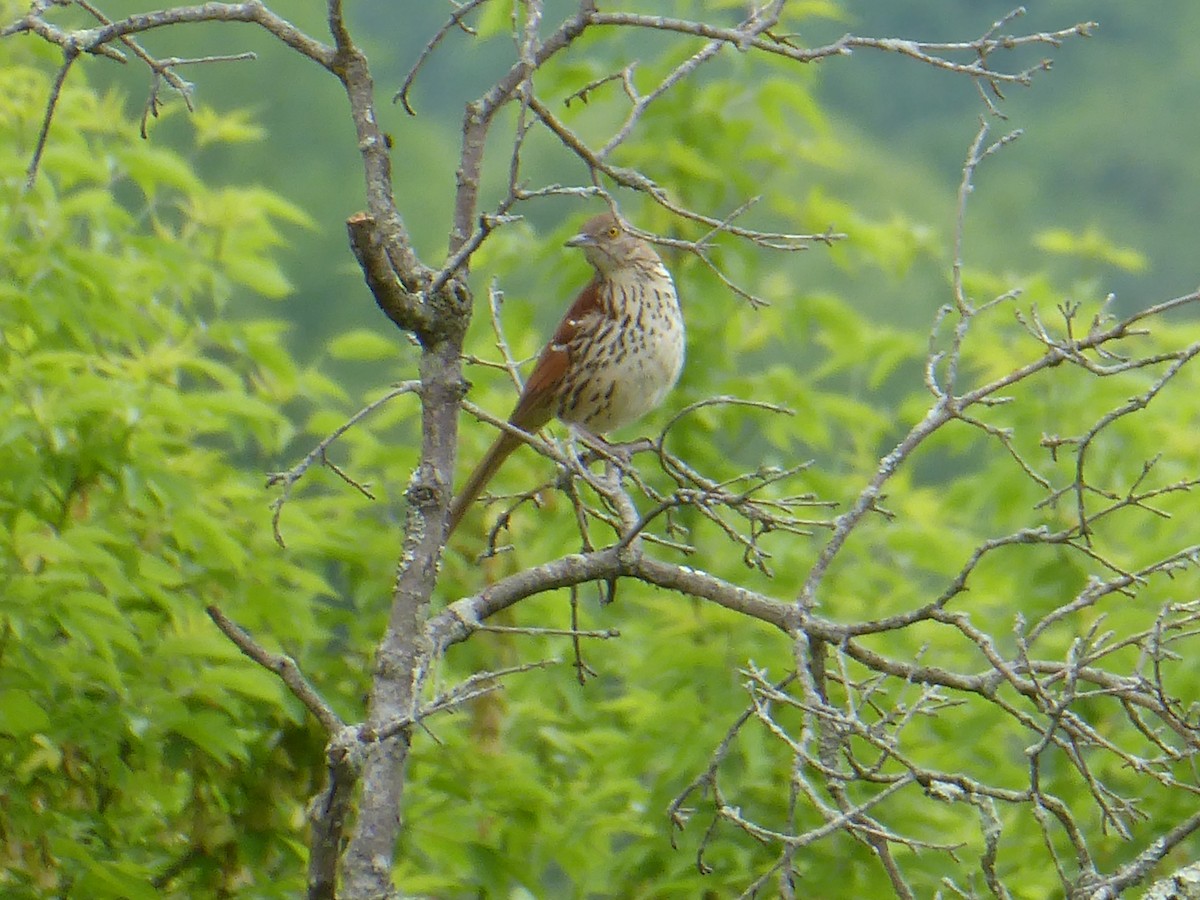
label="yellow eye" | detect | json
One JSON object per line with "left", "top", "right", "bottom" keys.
{"left": 607, "top": 225, "right": 620, "bottom": 238}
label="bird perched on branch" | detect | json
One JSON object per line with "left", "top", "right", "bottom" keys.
{"left": 446, "top": 212, "right": 685, "bottom": 537}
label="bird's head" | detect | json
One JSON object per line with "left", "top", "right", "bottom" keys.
{"left": 565, "top": 213, "right": 659, "bottom": 275}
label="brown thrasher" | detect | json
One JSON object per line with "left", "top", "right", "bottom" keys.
{"left": 446, "top": 212, "right": 685, "bottom": 537}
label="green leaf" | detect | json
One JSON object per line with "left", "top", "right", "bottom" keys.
{"left": 191, "top": 106, "right": 266, "bottom": 148}
{"left": 222, "top": 253, "right": 295, "bottom": 298}
{"left": 115, "top": 143, "right": 204, "bottom": 198}
{"left": 0, "top": 689, "right": 52, "bottom": 736}
{"left": 1034, "top": 226, "right": 1148, "bottom": 272}
{"left": 75, "top": 861, "right": 162, "bottom": 900}
{"left": 164, "top": 709, "right": 248, "bottom": 765}
{"left": 203, "top": 664, "right": 286, "bottom": 706}
{"left": 326, "top": 328, "right": 401, "bottom": 361}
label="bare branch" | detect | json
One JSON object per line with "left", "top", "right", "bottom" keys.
{"left": 205, "top": 605, "right": 344, "bottom": 734}
{"left": 587, "top": 11, "right": 1096, "bottom": 84}
{"left": 266, "top": 382, "right": 420, "bottom": 547}
{"left": 4, "top": 2, "right": 335, "bottom": 67}
{"left": 24, "top": 44, "right": 77, "bottom": 188}
{"left": 395, "top": 0, "right": 493, "bottom": 115}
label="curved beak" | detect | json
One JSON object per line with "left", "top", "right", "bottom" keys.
{"left": 565, "top": 231, "right": 592, "bottom": 248}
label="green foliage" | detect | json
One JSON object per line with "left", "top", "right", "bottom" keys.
{"left": 192, "top": 107, "right": 268, "bottom": 149}
{"left": 1034, "top": 226, "right": 1148, "bottom": 273}
{"left": 0, "top": 45, "right": 387, "bottom": 899}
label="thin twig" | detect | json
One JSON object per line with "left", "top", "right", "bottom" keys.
{"left": 267, "top": 382, "right": 420, "bottom": 547}
{"left": 206, "top": 605, "right": 344, "bottom": 733}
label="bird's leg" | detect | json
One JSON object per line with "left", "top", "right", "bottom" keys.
{"left": 604, "top": 436, "right": 655, "bottom": 459}
{"left": 562, "top": 426, "right": 604, "bottom": 476}
{"left": 569, "top": 428, "right": 639, "bottom": 486}
{"left": 553, "top": 428, "right": 622, "bottom": 499}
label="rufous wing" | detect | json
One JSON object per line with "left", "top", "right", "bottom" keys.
{"left": 509, "top": 276, "right": 606, "bottom": 430}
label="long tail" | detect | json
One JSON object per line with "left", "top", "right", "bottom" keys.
{"left": 445, "top": 429, "right": 523, "bottom": 538}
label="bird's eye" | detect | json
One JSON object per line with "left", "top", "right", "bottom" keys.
{"left": 607, "top": 226, "right": 620, "bottom": 238}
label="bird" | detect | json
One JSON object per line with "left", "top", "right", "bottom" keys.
{"left": 446, "top": 212, "right": 686, "bottom": 538}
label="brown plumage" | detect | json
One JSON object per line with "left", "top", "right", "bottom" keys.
{"left": 446, "top": 212, "right": 685, "bottom": 537}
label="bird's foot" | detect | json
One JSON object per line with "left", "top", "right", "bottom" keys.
{"left": 569, "top": 430, "right": 653, "bottom": 481}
